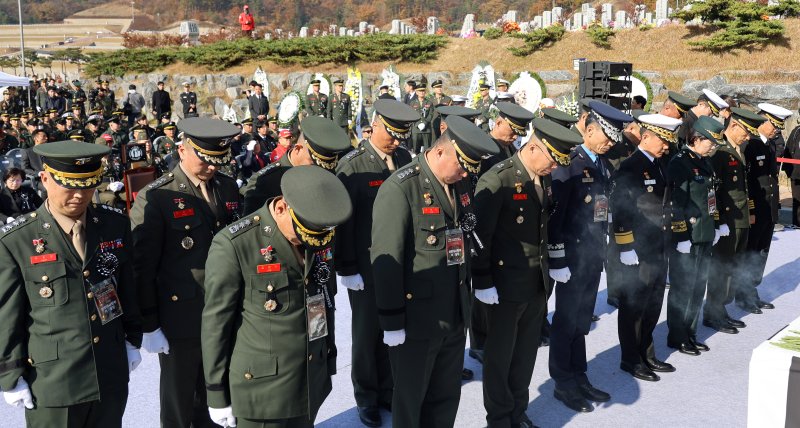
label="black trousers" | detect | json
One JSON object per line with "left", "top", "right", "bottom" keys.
{"left": 348, "top": 285, "right": 393, "bottom": 408}
{"left": 704, "top": 227, "right": 749, "bottom": 322}
{"left": 469, "top": 297, "right": 489, "bottom": 351}
{"left": 605, "top": 236, "right": 625, "bottom": 304}
{"left": 158, "top": 338, "right": 216, "bottom": 428}
{"left": 741, "top": 217, "right": 775, "bottom": 304}
{"left": 548, "top": 268, "right": 601, "bottom": 389}
{"left": 483, "top": 295, "right": 546, "bottom": 428}
{"left": 618, "top": 251, "right": 667, "bottom": 365}
{"left": 667, "top": 242, "right": 712, "bottom": 344}
{"left": 237, "top": 415, "right": 314, "bottom": 428}
{"left": 792, "top": 178, "right": 800, "bottom": 226}
{"left": 388, "top": 330, "right": 465, "bottom": 428}
{"left": 25, "top": 388, "right": 128, "bottom": 428}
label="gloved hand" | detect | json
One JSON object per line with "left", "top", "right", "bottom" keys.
{"left": 383, "top": 329, "right": 406, "bottom": 347}
{"left": 141, "top": 328, "right": 170, "bottom": 354}
{"left": 209, "top": 406, "right": 236, "bottom": 427}
{"left": 108, "top": 181, "right": 125, "bottom": 192}
{"left": 713, "top": 229, "right": 721, "bottom": 246}
{"left": 676, "top": 240, "right": 692, "bottom": 254}
{"left": 607, "top": 212, "right": 613, "bottom": 223}
{"left": 620, "top": 250, "right": 639, "bottom": 266}
{"left": 246, "top": 141, "right": 257, "bottom": 151}
{"left": 348, "top": 120, "right": 353, "bottom": 127}
{"left": 336, "top": 273, "right": 364, "bottom": 291}
{"left": 549, "top": 267, "right": 572, "bottom": 283}
{"left": 236, "top": 179, "right": 243, "bottom": 188}
{"left": 5, "top": 217, "right": 14, "bottom": 224}
{"left": 126, "top": 341, "right": 142, "bottom": 373}
{"left": 719, "top": 224, "right": 730, "bottom": 237}
{"left": 3, "top": 377, "right": 33, "bottom": 409}
{"left": 417, "top": 122, "right": 425, "bottom": 131}
{"left": 475, "top": 287, "right": 499, "bottom": 305}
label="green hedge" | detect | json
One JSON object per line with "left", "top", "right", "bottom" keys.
{"left": 85, "top": 34, "right": 449, "bottom": 76}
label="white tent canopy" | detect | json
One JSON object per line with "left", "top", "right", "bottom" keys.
{"left": 0, "top": 71, "right": 29, "bottom": 87}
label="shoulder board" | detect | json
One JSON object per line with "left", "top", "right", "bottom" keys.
{"left": 396, "top": 165, "right": 419, "bottom": 182}
{"left": 0, "top": 213, "right": 33, "bottom": 235}
{"left": 256, "top": 162, "right": 281, "bottom": 177}
{"left": 494, "top": 159, "right": 513, "bottom": 171}
{"left": 147, "top": 173, "right": 174, "bottom": 189}
{"left": 341, "top": 147, "right": 365, "bottom": 162}
{"left": 95, "top": 203, "right": 125, "bottom": 216}
{"left": 228, "top": 215, "right": 259, "bottom": 237}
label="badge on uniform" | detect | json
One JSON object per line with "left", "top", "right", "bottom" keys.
{"left": 426, "top": 234, "right": 437, "bottom": 245}
{"left": 708, "top": 188, "right": 717, "bottom": 214}
{"left": 423, "top": 193, "right": 433, "bottom": 205}
{"left": 307, "top": 293, "right": 328, "bottom": 341}
{"left": 225, "top": 201, "right": 239, "bottom": 213}
{"left": 422, "top": 207, "right": 440, "bottom": 215}
{"left": 516, "top": 215, "right": 524, "bottom": 224}
{"left": 369, "top": 180, "right": 384, "bottom": 187}
{"left": 32, "top": 238, "right": 46, "bottom": 254}
{"left": 39, "top": 286, "right": 53, "bottom": 298}
{"left": 647, "top": 186, "right": 654, "bottom": 192}
{"left": 181, "top": 236, "right": 194, "bottom": 250}
{"left": 30, "top": 253, "right": 57, "bottom": 265}
{"left": 445, "top": 229, "right": 465, "bottom": 266}
{"left": 584, "top": 194, "right": 592, "bottom": 204}
{"left": 593, "top": 195, "right": 608, "bottom": 222}
{"left": 173, "top": 208, "right": 194, "bottom": 219}
{"left": 96, "top": 252, "right": 119, "bottom": 277}
{"left": 515, "top": 182, "right": 523, "bottom": 193}
{"left": 90, "top": 277, "right": 124, "bottom": 325}
{"left": 460, "top": 193, "right": 470, "bottom": 207}
{"left": 257, "top": 263, "right": 281, "bottom": 273}
{"left": 260, "top": 246, "right": 274, "bottom": 262}
{"left": 733, "top": 176, "right": 738, "bottom": 182}
{"left": 173, "top": 198, "right": 186, "bottom": 210}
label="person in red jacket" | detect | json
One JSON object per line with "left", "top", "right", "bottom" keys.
{"left": 239, "top": 5, "right": 255, "bottom": 38}
{"left": 270, "top": 129, "right": 292, "bottom": 163}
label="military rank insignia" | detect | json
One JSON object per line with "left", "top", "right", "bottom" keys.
{"left": 260, "top": 246, "right": 274, "bottom": 262}
{"left": 460, "top": 193, "right": 470, "bottom": 207}
{"left": 515, "top": 182, "right": 523, "bottom": 193}
{"left": 423, "top": 193, "right": 433, "bottom": 205}
{"left": 32, "top": 238, "right": 46, "bottom": 254}
{"left": 173, "top": 198, "right": 186, "bottom": 210}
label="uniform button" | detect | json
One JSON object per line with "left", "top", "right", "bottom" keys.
{"left": 93, "top": 337, "right": 100, "bottom": 344}
{"left": 267, "top": 284, "right": 274, "bottom": 292}
{"left": 87, "top": 292, "right": 94, "bottom": 299}
{"left": 406, "top": 293, "right": 413, "bottom": 300}
{"left": 90, "top": 314, "right": 97, "bottom": 321}
{"left": 83, "top": 270, "right": 90, "bottom": 278}
{"left": 308, "top": 354, "right": 313, "bottom": 361}
{"left": 498, "top": 260, "right": 504, "bottom": 266}
{"left": 41, "top": 275, "right": 49, "bottom": 282}
{"left": 244, "top": 372, "right": 253, "bottom": 380}
{"left": 663, "top": 226, "right": 667, "bottom": 231}
{"left": 576, "top": 239, "right": 581, "bottom": 244}
{"left": 184, "top": 225, "right": 191, "bottom": 231}
{"left": 305, "top": 279, "right": 309, "bottom": 285}
{"left": 171, "top": 295, "right": 179, "bottom": 301}
{"left": 27, "top": 358, "right": 33, "bottom": 365}
{"left": 254, "top": 216, "right": 261, "bottom": 222}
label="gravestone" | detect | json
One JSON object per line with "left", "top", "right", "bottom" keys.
{"left": 460, "top": 14, "right": 475, "bottom": 37}
{"left": 391, "top": 19, "right": 401, "bottom": 34}
{"left": 505, "top": 10, "right": 518, "bottom": 23}
{"left": 339, "top": 27, "right": 347, "bottom": 37}
{"left": 552, "top": 7, "right": 563, "bottom": 22}
{"left": 359, "top": 21, "right": 368, "bottom": 33}
{"left": 615, "top": 11, "right": 627, "bottom": 27}
{"left": 542, "top": 11, "right": 552, "bottom": 28}
{"left": 533, "top": 16, "right": 543, "bottom": 29}
{"left": 427, "top": 16, "right": 439, "bottom": 35}
{"left": 299, "top": 27, "right": 308, "bottom": 37}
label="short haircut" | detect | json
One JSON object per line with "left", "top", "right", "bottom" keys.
{"left": 3, "top": 167, "right": 23, "bottom": 181}
{"left": 633, "top": 95, "right": 647, "bottom": 106}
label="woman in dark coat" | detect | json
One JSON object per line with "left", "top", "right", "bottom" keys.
{"left": 0, "top": 167, "right": 42, "bottom": 223}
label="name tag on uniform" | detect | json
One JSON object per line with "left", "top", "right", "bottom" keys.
{"left": 513, "top": 194, "right": 528, "bottom": 200}
{"left": 257, "top": 263, "right": 281, "bottom": 273}
{"left": 644, "top": 179, "right": 656, "bottom": 185}
{"left": 422, "top": 207, "right": 440, "bottom": 215}
{"left": 368, "top": 180, "right": 383, "bottom": 187}
{"left": 30, "top": 253, "right": 57, "bottom": 265}
{"left": 582, "top": 177, "right": 594, "bottom": 183}
{"left": 708, "top": 189, "right": 717, "bottom": 214}
{"left": 445, "top": 229, "right": 465, "bottom": 266}
{"left": 307, "top": 294, "right": 328, "bottom": 342}
{"left": 756, "top": 155, "right": 766, "bottom": 160}
{"left": 173, "top": 208, "right": 195, "bottom": 219}
{"left": 593, "top": 195, "right": 609, "bottom": 223}
{"left": 91, "top": 277, "right": 123, "bottom": 325}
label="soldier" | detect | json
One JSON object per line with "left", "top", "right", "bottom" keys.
{"left": 409, "top": 84, "right": 434, "bottom": 153}
{"left": 474, "top": 84, "right": 493, "bottom": 132}
{"left": 370, "top": 116, "right": 499, "bottom": 427}
{"left": 738, "top": 103, "right": 790, "bottom": 312}
{"left": 0, "top": 141, "right": 142, "bottom": 427}
{"left": 702, "top": 89, "right": 730, "bottom": 122}
{"left": 703, "top": 108, "right": 765, "bottom": 334}
{"left": 327, "top": 79, "right": 351, "bottom": 133}
{"left": 181, "top": 82, "right": 199, "bottom": 118}
{"left": 548, "top": 101, "right": 631, "bottom": 412}
{"left": 130, "top": 118, "right": 243, "bottom": 428}
{"left": 784, "top": 108, "right": 800, "bottom": 227}
{"left": 495, "top": 79, "right": 510, "bottom": 94}
{"left": 472, "top": 118, "right": 581, "bottom": 428}
{"left": 202, "top": 166, "right": 352, "bottom": 428}
{"left": 377, "top": 85, "right": 395, "bottom": 101}
{"left": 451, "top": 95, "right": 468, "bottom": 107}
{"left": 429, "top": 80, "right": 453, "bottom": 138}
{"left": 659, "top": 91, "right": 696, "bottom": 161}
{"left": 305, "top": 79, "right": 328, "bottom": 117}
{"left": 666, "top": 116, "right": 725, "bottom": 356}
{"left": 679, "top": 93, "right": 713, "bottom": 146}
{"left": 612, "top": 114, "right": 682, "bottom": 382}
{"left": 335, "top": 100, "right": 419, "bottom": 427}
{"left": 155, "top": 122, "right": 179, "bottom": 158}
{"left": 71, "top": 80, "right": 87, "bottom": 117}
{"left": 96, "top": 116, "right": 129, "bottom": 152}
{"left": 83, "top": 115, "right": 103, "bottom": 143}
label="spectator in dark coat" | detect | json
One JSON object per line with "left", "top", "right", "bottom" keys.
{"left": 248, "top": 83, "right": 269, "bottom": 121}
{"left": 0, "top": 167, "right": 42, "bottom": 223}
{"left": 151, "top": 81, "right": 172, "bottom": 120}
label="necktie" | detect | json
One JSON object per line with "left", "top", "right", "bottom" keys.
{"left": 385, "top": 154, "right": 395, "bottom": 171}
{"left": 72, "top": 220, "right": 85, "bottom": 261}
{"left": 444, "top": 184, "right": 455, "bottom": 211}
{"left": 200, "top": 181, "right": 218, "bottom": 215}
{"left": 533, "top": 174, "right": 544, "bottom": 202}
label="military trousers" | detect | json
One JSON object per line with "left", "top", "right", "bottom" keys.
{"left": 617, "top": 251, "right": 667, "bottom": 365}
{"left": 704, "top": 227, "right": 749, "bottom": 322}
{"left": 548, "top": 268, "right": 602, "bottom": 389}
{"left": 741, "top": 217, "right": 775, "bottom": 304}
{"left": 469, "top": 297, "right": 489, "bottom": 352}
{"left": 158, "top": 338, "right": 216, "bottom": 428}
{"left": 667, "top": 242, "right": 712, "bottom": 344}
{"left": 348, "top": 285, "right": 393, "bottom": 408}
{"left": 411, "top": 131, "right": 432, "bottom": 154}
{"left": 483, "top": 294, "right": 546, "bottom": 428}
{"left": 388, "top": 329, "right": 465, "bottom": 428}
{"left": 792, "top": 179, "right": 800, "bottom": 226}
{"left": 25, "top": 388, "right": 128, "bottom": 428}
{"left": 236, "top": 414, "right": 314, "bottom": 428}
{"left": 604, "top": 236, "right": 625, "bottom": 305}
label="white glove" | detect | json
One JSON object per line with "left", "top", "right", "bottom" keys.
{"left": 246, "top": 141, "right": 257, "bottom": 151}
{"left": 209, "top": 406, "right": 236, "bottom": 427}
{"left": 3, "top": 377, "right": 33, "bottom": 409}
{"left": 108, "top": 181, "right": 125, "bottom": 192}
{"left": 337, "top": 273, "right": 364, "bottom": 291}
{"left": 719, "top": 224, "right": 730, "bottom": 237}
{"left": 236, "top": 179, "right": 243, "bottom": 188}
{"left": 549, "top": 267, "right": 572, "bottom": 283}
{"left": 383, "top": 329, "right": 406, "bottom": 347}
{"left": 676, "top": 240, "right": 692, "bottom": 254}
{"left": 713, "top": 229, "right": 721, "bottom": 246}
{"left": 5, "top": 217, "right": 14, "bottom": 224}
{"left": 475, "top": 287, "right": 499, "bottom": 305}
{"left": 141, "top": 328, "right": 170, "bottom": 354}
{"left": 417, "top": 122, "right": 425, "bottom": 131}
{"left": 607, "top": 212, "right": 613, "bottom": 223}
{"left": 620, "top": 250, "right": 639, "bottom": 266}
{"left": 126, "top": 341, "right": 141, "bottom": 373}
{"left": 348, "top": 120, "right": 353, "bottom": 126}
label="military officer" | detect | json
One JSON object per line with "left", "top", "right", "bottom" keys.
{"left": 612, "top": 114, "right": 682, "bottom": 382}
{"left": 335, "top": 100, "right": 419, "bottom": 427}
{"left": 96, "top": 116, "right": 128, "bottom": 151}
{"left": 679, "top": 93, "right": 713, "bottom": 147}
{"left": 240, "top": 116, "right": 352, "bottom": 215}
{"left": 201, "top": 166, "right": 351, "bottom": 428}
{"left": 429, "top": 80, "right": 454, "bottom": 139}
{"left": 703, "top": 108, "right": 765, "bottom": 334}
{"left": 738, "top": 103, "right": 790, "bottom": 312}
{"left": 702, "top": 89, "right": 730, "bottom": 123}
{"left": 472, "top": 118, "right": 581, "bottom": 428}
{"left": 548, "top": 101, "right": 632, "bottom": 412}
{"left": 451, "top": 95, "right": 468, "bottom": 106}
{"left": 784, "top": 110, "right": 800, "bottom": 227}
{"left": 495, "top": 79, "right": 510, "bottom": 95}
{"left": 327, "top": 79, "right": 351, "bottom": 133}
{"left": 0, "top": 141, "right": 142, "bottom": 427}
{"left": 541, "top": 108, "right": 578, "bottom": 130}
{"left": 305, "top": 79, "right": 328, "bottom": 117}
{"left": 155, "top": 122, "right": 179, "bottom": 158}
{"left": 409, "top": 84, "right": 434, "bottom": 154}
{"left": 181, "top": 82, "right": 199, "bottom": 118}
{"left": 666, "top": 116, "right": 724, "bottom": 356}
{"left": 371, "top": 116, "right": 499, "bottom": 427}
{"left": 660, "top": 91, "right": 696, "bottom": 162}
{"left": 130, "top": 118, "right": 243, "bottom": 428}
{"left": 83, "top": 115, "right": 103, "bottom": 144}
{"left": 474, "top": 83, "right": 493, "bottom": 132}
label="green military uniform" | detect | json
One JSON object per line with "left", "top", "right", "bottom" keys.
{"left": 370, "top": 116, "right": 499, "bottom": 427}
{"left": 0, "top": 141, "right": 142, "bottom": 428}
{"left": 409, "top": 87, "right": 434, "bottom": 153}
{"left": 130, "top": 118, "right": 242, "bottom": 428}
{"left": 240, "top": 116, "right": 352, "bottom": 215}
{"left": 473, "top": 119, "right": 581, "bottom": 427}
{"left": 428, "top": 80, "right": 453, "bottom": 139}
{"left": 474, "top": 85, "right": 494, "bottom": 133}
{"left": 202, "top": 166, "right": 352, "bottom": 427}
{"left": 665, "top": 91, "right": 696, "bottom": 162}
{"left": 305, "top": 81, "right": 328, "bottom": 117}
{"left": 334, "top": 100, "right": 419, "bottom": 425}
{"left": 327, "top": 81, "right": 351, "bottom": 132}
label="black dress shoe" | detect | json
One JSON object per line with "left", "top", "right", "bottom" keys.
{"left": 645, "top": 358, "right": 676, "bottom": 373}
{"left": 513, "top": 415, "right": 540, "bottom": 428}
{"left": 736, "top": 302, "right": 763, "bottom": 314}
{"left": 357, "top": 406, "right": 382, "bottom": 427}
{"left": 607, "top": 297, "right": 620, "bottom": 308}
{"left": 757, "top": 300, "right": 775, "bottom": 309}
{"left": 554, "top": 388, "right": 593, "bottom": 412}
{"left": 591, "top": 314, "right": 600, "bottom": 322}
{"left": 725, "top": 317, "right": 746, "bottom": 328}
{"left": 667, "top": 341, "right": 700, "bottom": 356}
{"left": 620, "top": 362, "right": 660, "bottom": 382}
{"left": 577, "top": 382, "right": 611, "bottom": 402}
{"left": 462, "top": 368, "right": 474, "bottom": 381}
{"left": 690, "top": 337, "right": 709, "bottom": 352}
{"left": 468, "top": 348, "right": 484, "bottom": 364}
{"left": 703, "top": 319, "right": 739, "bottom": 334}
